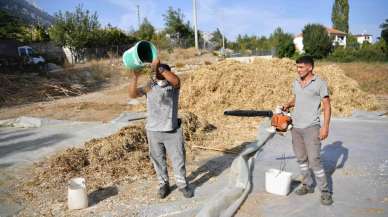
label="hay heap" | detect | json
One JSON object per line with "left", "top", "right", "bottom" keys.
{"left": 180, "top": 58, "right": 379, "bottom": 119}
{"left": 32, "top": 123, "right": 151, "bottom": 192}
{"left": 179, "top": 58, "right": 380, "bottom": 149}
{"left": 27, "top": 112, "right": 211, "bottom": 194}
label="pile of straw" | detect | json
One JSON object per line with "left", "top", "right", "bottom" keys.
{"left": 179, "top": 58, "right": 380, "bottom": 148}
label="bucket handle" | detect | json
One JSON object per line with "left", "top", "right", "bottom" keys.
{"left": 69, "top": 178, "right": 86, "bottom": 188}
{"left": 276, "top": 153, "right": 287, "bottom": 177}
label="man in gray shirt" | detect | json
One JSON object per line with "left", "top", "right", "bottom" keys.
{"left": 128, "top": 58, "right": 193, "bottom": 199}
{"left": 283, "top": 55, "right": 333, "bottom": 205}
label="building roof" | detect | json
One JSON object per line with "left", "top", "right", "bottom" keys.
{"left": 294, "top": 27, "right": 347, "bottom": 38}
{"left": 326, "top": 27, "right": 347, "bottom": 35}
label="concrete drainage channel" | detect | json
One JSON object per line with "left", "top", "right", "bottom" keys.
{"left": 1, "top": 112, "right": 388, "bottom": 217}
{"left": 196, "top": 119, "right": 274, "bottom": 217}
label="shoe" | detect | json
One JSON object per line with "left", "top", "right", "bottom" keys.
{"left": 179, "top": 186, "right": 193, "bottom": 198}
{"left": 294, "top": 184, "right": 314, "bottom": 195}
{"left": 321, "top": 191, "right": 333, "bottom": 206}
{"left": 158, "top": 184, "right": 170, "bottom": 199}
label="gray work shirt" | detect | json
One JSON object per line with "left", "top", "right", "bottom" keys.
{"left": 292, "top": 75, "right": 329, "bottom": 129}
{"left": 144, "top": 81, "right": 179, "bottom": 132}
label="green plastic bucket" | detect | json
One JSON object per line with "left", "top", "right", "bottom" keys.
{"left": 122, "top": 41, "right": 158, "bottom": 70}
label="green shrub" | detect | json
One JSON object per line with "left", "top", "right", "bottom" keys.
{"left": 276, "top": 40, "right": 295, "bottom": 58}
{"left": 328, "top": 40, "right": 387, "bottom": 62}
{"left": 327, "top": 47, "right": 355, "bottom": 62}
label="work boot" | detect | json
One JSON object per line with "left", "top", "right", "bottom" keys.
{"left": 321, "top": 191, "right": 333, "bottom": 206}
{"left": 158, "top": 184, "right": 170, "bottom": 199}
{"left": 294, "top": 184, "right": 314, "bottom": 195}
{"left": 179, "top": 186, "right": 193, "bottom": 198}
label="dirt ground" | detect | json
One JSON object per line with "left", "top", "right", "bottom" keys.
{"left": 0, "top": 50, "right": 219, "bottom": 122}
{"left": 0, "top": 52, "right": 224, "bottom": 216}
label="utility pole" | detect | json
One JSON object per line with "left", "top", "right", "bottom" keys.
{"left": 220, "top": 9, "right": 226, "bottom": 55}
{"left": 136, "top": 5, "right": 140, "bottom": 29}
{"left": 192, "top": 0, "right": 199, "bottom": 50}
{"left": 222, "top": 32, "right": 225, "bottom": 50}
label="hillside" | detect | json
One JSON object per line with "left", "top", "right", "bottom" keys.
{"left": 0, "top": 0, "right": 54, "bottom": 26}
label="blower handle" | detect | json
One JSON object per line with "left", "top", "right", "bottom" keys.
{"left": 223, "top": 110, "right": 273, "bottom": 117}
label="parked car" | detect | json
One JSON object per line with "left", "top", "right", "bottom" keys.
{"left": 17, "top": 46, "right": 45, "bottom": 64}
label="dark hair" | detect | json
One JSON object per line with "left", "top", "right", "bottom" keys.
{"left": 296, "top": 55, "right": 314, "bottom": 68}
{"left": 159, "top": 63, "right": 171, "bottom": 71}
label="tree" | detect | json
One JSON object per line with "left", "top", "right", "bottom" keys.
{"left": 0, "top": 10, "right": 30, "bottom": 42}
{"left": 346, "top": 33, "right": 359, "bottom": 49}
{"left": 230, "top": 34, "right": 272, "bottom": 54}
{"left": 380, "top": 19, "right": 388, "bottom": 47}
{"left": 162, "top": 7, "right": 194, "bottom": 47}
{"left": 152, "top": 31, "right": 171, "bottom": 50}
{"left": 269, "top": 27, "right": 295, "bottom": 58}
{"left": 31, "top": 25, "right": 50, "bottom": 42}
{"left": 49, "top": 5, "right": 100, "bottom": 61}
{"left": 302, "top": 24, "right": 332, "bottom": 59}
{"left": 331, "top": 0, "right": 349, "bottom": 33}
{"left": 92, "top": 26, "right": 136, "bottom": 48}
{"left": 136, "top": 18, "right": 155, "bottom": 41}
{"left": 256, "top": 36, "right": 271, "bottom": 51}
{"left": 210, "top": 28, "right": 227, "bottom": 50}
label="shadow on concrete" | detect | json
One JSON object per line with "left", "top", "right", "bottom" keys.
{"left": 0, "top": 134, "right": 69, "bottom": 159}
{"left": 272, "top": 141, "right": 348, "bottom": 194}
{"left": 0, "top": 162, "right": 14, "bottom": 169}
{"left": 88, "top": 186, "right": 118, "bottom": 206}
{"left": 321, "top": 141, "right": 349, "bottom": 192}
{"left": 186, "top": 142, "right": 253, "bottom": 192}
{"left": 0, "top": 132, "right": 35, "bottom": 143}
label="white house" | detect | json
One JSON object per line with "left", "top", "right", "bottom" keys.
{"left": 293, "top": 33, "right": 304, "bottom": 53}
{"left": 293, "top": 27, "right": 347, "bottom": 53}
{"left": 354, "top": 33, "right": 373, "bottom": 44}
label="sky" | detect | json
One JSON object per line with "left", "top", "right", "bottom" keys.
{"left": 34, "top": 0, "right": 388, "bottom": 41}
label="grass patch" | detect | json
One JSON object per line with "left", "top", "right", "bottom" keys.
{"left": 320, "top": 62, "right": 388, "bottom": 95}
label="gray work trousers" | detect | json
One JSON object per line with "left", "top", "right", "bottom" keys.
{"left": 146, "top": 126, "right": 187, "bottom": 189}
{"left": 291, "top": 125, "right": 329, "bottom": 192}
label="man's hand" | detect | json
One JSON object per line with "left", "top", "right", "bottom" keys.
{"left": 281, "top": 104, "right": 289, "bottom": 112}
{"left": 319, "top": 127, "right": 329, "bottom": 140}
{"left": 129, "top": 70, "right": 141, "bottom": 98}
{"left": 282, "top": 97, "right": 295, "bottom": 112}
{"left": 132, "top": 70, "right": 140, "bottom": 79}
{"left": 321, "top": 97, "right": 331, "bottom": 140}
{"left": 151, "top": 58, "right": 160, "bottom": 73}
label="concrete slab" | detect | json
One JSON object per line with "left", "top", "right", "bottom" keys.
{"left": 134, "top": 117, "right": 388, "bottom": 217}
{"left": 0, "top": 118, "right": 131, "bottom": 168}
{"left": 0, "top": 114, "right": 140, "bottom": 217}
{"left": 351, "top": 110, "right": 387, "bottom": 120}
{"left": 0, "top": 116, "right": 79, "bottom": 128}
{"left": 1, "top": 115, "right": 387, "bottom": 217}
{"left": 0, "top": 111, "right": 152, "bottom": 168}
{"left": 244, "top": 118, "right": 388, "bottom": 217}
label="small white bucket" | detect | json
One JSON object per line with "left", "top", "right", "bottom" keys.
{"left": 68, "top": 177, "right": 88, "bottom": 210}
{"left": 265, "top": 169, "right": 292, "bottom": 196}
